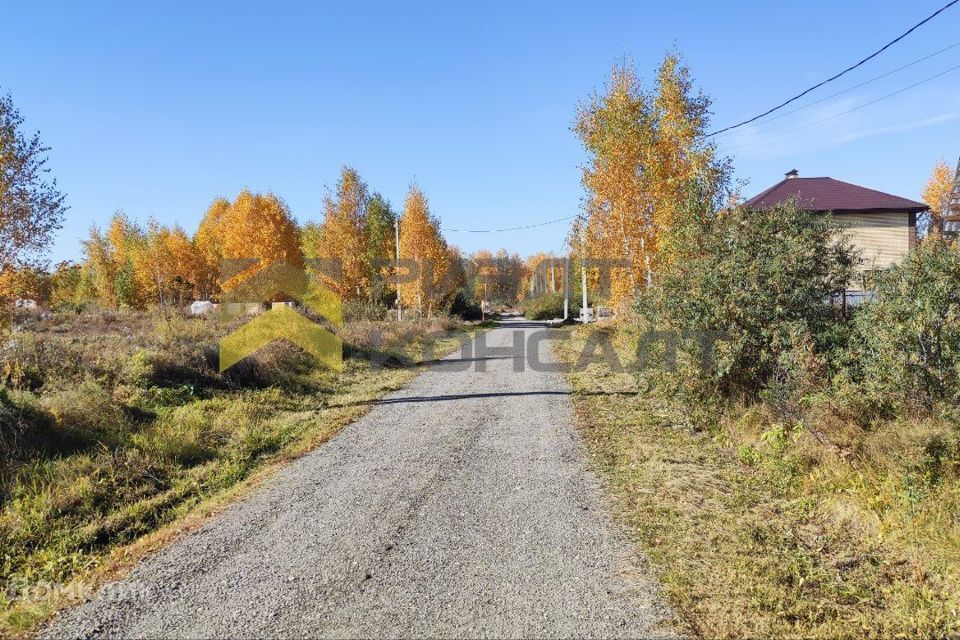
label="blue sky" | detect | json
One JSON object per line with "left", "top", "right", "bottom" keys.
{"left": 3, "top": 0, "right": 959, "bottom": 263}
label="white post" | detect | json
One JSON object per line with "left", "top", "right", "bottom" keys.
{"left": 581, "top": 257, "right": 588, "bottom": 317}
{"left": 395, "top": 217, "right": 402, "bottom": 321}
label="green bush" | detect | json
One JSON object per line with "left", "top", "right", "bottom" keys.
{"left": 341, "top": 299, "right": 388, "bottom": 322}
{"left": 850, "top": 237, "right": 960, "bottom": 409}
{"left": 448, "top": 291, "right": 482, "bottom": 320}
{"left": 524, "top": 292, "right": 575, "bottom": 320}
{"left": 640, "top": 192, "right": 856, "bottom": 398}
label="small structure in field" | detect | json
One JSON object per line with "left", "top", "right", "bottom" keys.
{"left": 14, "top": 299, "right": 38, "bottom": 309}
{"left": 189, "top": 300, "right": 217, "bottom": 315}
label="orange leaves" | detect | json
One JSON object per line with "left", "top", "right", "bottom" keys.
{"left": 922, "top": 159, "right": 954, "bottom": 235}
{"left": 72, "top": 169, "right": 467, "bottom": 313}
{"left": 219, "top": 191, "right": 303, "bottom": 270}
{"left": 78, "top": 190, "right": 301, "bottom": 309}
{"left": 305, "top": 167, "right": 370, "bottom": 301}
{"left": 574, "top": 54, "right": 719, "bottom": 308}
{"left": 194, "top": 197, "right": 229, "bottom": 298}
{"left": 198, "top": 190, "right": 303, "bottom": 296}
{"left": 398, "top": 185, "right": 455, "bottom": 316}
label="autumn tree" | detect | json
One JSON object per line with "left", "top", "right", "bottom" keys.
{"left": 468, "top": 249, "right": 495, "bottom": 302}
{"left": 398, "top": 185, "right": 449, "bottom": 316}
{"left": 194, "top": 197, "right": 230, "bottom": 299}
{"left": 80, "top": 225, "right": 117, "bottom": 307}
{"left": 647, "top": 55, "right": 721, "bottom": 258}
{"left": 574, "top": 60, "right": 651, "bottom": 305}
{"left": 303, "top": 167, "right": 369, "bottom": 301}
{"left": 49, "top": 261, "right": 84, "bottom": 311}
{"left": 106, "top": 212, "right": 147, "bottom": 308}
{"left": 0, "top": 92, "right": 67, "bottom": 272}
{"left": 524, "top": 252, "right": 564, "bottom": 296}
{"left": 80, "top": 212, "right": 144, "bottom": 308}
{"left": 0, "top": 264, "right": 52, "bottom": 305}
{"left": 491, "top": 249, "right": 526, "bottom": 304}
{"left": 574, "top": 54, "right": 722, "bottom": 307}
{"left": 138, "top": 221, "right": 200, "bottom": 306}
{"left": 440, "top": 246, "right": 467, "bottom": 306}
{"left": 223, "top": 190, "right": 301, "bottom": 266}
{"left": 80, "top": 213, "right": 200, "bottom": 308}
{"left": 215, "top": 190, "right": 303, "bottom": 295}
{"left": 922, "top": 159, "right": 955, "bottom": 237}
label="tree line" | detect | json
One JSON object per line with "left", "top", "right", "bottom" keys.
{"left": 0, "top": 160, "right": 537, "bottom": 316}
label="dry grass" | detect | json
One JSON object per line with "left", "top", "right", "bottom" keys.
{"left": 0, "top": 308, "right": 474, "bottom": 635}
{"left": 559, "top": 325, "right": 960, "bottom": 639}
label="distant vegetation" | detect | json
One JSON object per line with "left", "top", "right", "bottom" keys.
{"left": 523, "top": 292, "right": 576, "bottom": 321}
{"left": 0, "top": 166, "right": 544, "bottom": 322}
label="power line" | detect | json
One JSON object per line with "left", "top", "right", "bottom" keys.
{"left": 718, "top": 61, "right": 960, "bottom": 154}
{"left": 707, "top": 0, "right": 960, "bottom": 137}
{"left": 442, "top": 214, "right": 577, "bottom": 233}
{"left": 712, "top": 40, "right": 960, "bottom": 139}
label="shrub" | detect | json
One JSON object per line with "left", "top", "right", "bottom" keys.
{"left": 40, "top": 378, "right": 128, "bottom": 444}
{"left": 448, "top": 291, "right": 482, "bottom": 320}
{"left": 851, "top": 237, "right": 960, "bottom": 409}
{"left": 341, "top": 299, "right": 388, "bottom": 322}
{"left": 640, "top": 191, "right": 856, "bottom": 398}
{"left": 524, "top": 292, "right": 574, "bottom": 320}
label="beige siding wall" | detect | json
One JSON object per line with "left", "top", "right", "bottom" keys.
{"left": 834, "top": 211, "right": 912, "bottom": 273}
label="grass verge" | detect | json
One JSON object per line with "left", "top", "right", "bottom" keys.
{"left": 558, "top": 325, "right": 960, "bottom": 639}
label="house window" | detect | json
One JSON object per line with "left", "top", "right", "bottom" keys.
{"left": 945, "top": 216, "right": 960, "bottom": 240}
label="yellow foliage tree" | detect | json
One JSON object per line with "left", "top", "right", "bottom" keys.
{"left": 468, "top": 249, "right": 495, "bottom": 303}
{"left": 214, "top": 190, "right": 303, "bottom": 295}
{"left": 574, "top": 54, "right": 720, "bottom": 307}
{"left": 81, "top": 212, "right": 146, "bottom": 308}
{"left": 222, "top": 190, "right": 302, "bottom": 266}
{"left": 0, "top": 265, "right": 52, "bottom": 306}
{"left": 574, "top": 60, "right": 651, "bottom": 306}
{"left": 137, "top": 221, "right": 201, "bottom": 305}
{"left": 398, "top": 185, "right": 450, "bottom": 316}
{"left": 648, "top": 55, "right": 718, "bottom": 258}
{"left": 524, "top": 252, "right": 563, "bottom": 296}
{"left": 304, "top": 166, "right": 369, "bottom": 301}
{"left": 194, "top": 197, "right": 230, "bottom": 299}
{"left": 922, "top": 159, "right": 955, "bottom": 237}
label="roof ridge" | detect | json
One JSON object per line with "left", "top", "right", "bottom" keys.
{"left": 744, "top": 174, "right": 928, "bottom": 212}
{"left": 825, "top": 176, "right": 924, "bottom": 202}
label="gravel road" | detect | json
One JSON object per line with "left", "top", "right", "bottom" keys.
{"left": 42, "top": 318, "right": 676, "bottom": 639}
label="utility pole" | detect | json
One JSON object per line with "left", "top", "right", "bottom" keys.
{"left": 563, "top": 254, "right": 570, "bottom": 321}
{"left": 550, "top": 254, "right": 556, "bottom": 293}
{"left": 579, "top": 228, "right": 591, "bottom": 323}
{"left": 581, "top": 257, "right": 588, "bottom": 319}
{"left": 394, "top": 217, "right": 402, "bottom": 321}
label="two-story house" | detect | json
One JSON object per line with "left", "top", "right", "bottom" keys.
{"left": 745, "top": 170, "right": 929, "bottom": 301}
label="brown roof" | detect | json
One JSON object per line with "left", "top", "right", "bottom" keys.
{"left": 745, "top": 175, "right": 928, "bottom": 214}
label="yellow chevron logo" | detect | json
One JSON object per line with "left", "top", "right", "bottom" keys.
{"left": 218, "top": 261, "right": 343, "bottom": 372}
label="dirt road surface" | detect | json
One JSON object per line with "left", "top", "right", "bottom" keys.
{"left": 42, "top": 317, "right": 675, "bottom": 639}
